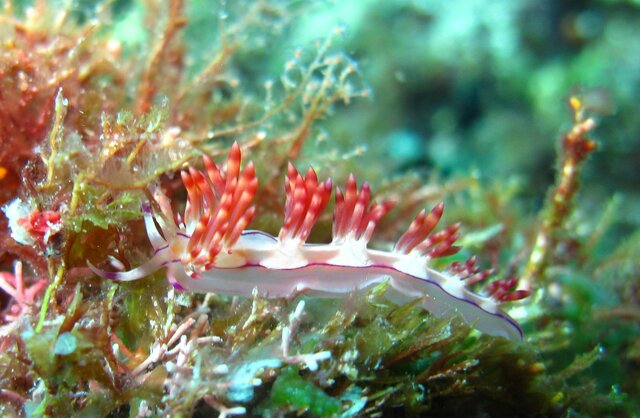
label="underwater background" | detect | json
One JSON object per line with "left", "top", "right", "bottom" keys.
{"left": 1, "top": 0, "right": 639, "bottom": 416}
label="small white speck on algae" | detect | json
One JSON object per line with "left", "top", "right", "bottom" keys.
{"left": 227, "top": 358, "right": 283, "bottom": 402}
{"left": 54, "top": 332, "right": 78, "bottom": 355}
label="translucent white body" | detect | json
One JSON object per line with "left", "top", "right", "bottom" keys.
{"left": 131, "top": 231, "right": 523, "bottom": 341}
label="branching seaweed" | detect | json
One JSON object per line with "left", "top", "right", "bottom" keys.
{"left": 0, "top": 1, "right": 636, "bottom": 417}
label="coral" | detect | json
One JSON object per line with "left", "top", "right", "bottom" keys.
{"left": 0, "top": 261, "right": 46, "bottom": 323}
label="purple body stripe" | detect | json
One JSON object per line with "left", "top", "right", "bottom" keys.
{"left": 240, "top": 230, "right": 278, "bottom": 242}
{"left": 172, "top": 282, "right": 187, "bottom": 291}
{"left": 103, "top": 271, "right": 121, "bottom": 280}
{"left": 209, "top": 261, "right": 524, "bottom": 338}
{"left": 162, "top": 259, "right": 181, "bottom": 267}
{"left": 152, "top": 245, "right": 170, "bottom": 256}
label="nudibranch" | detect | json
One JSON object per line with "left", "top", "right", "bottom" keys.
{"left": 89, "top": 143, "right": 529, "bottom": 340}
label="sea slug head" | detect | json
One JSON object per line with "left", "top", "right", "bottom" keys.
{"left": 166, "top": 142, "right": 258, "bottom": 275}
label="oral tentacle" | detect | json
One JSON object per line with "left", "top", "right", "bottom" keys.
{"left": 143, "top": 213, "right": 167, "bottom": 250}
{"left": 88, "top": 245, "right": 176, "bottom": 282}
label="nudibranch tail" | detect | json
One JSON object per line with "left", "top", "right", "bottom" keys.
{"left": 89, "top": 141, "right": 530, "bottom": 340}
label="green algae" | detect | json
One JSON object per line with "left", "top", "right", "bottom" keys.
{"left": 270, "top": 367, "right": 340, "bottom": 417}
{"left": 1, "top": 1, "right": 639, "bottom": 417}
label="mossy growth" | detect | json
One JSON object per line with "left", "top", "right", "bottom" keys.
{"left": 1, "top": 0, "right": 638, "bottom": 417}
{"left": 267, "top": 366, "right": 341, "bottom": 417}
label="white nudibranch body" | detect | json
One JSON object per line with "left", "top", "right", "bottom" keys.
{"left": 89, "top": 143, "right": 529, "bottom": 341}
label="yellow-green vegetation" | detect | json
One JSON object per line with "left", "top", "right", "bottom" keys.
{"left": 1, "top": 0, "right": 638, "bottom": 417}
